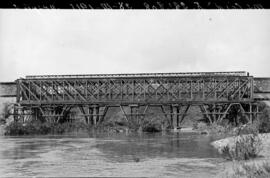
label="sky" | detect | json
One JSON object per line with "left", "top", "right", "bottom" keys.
{"left": 0, "top": 10, "right": 270, "bottom": 81}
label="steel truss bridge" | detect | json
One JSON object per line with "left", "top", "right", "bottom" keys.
{"left": 1, "top": 71, "right": 270, "bottom": 129}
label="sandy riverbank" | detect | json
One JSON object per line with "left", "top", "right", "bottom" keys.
{"left": 211, "top": 133, "right": 270, "bottom": 177}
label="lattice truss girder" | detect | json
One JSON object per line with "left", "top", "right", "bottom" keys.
{"left": 17, "top": 76, "right": 253, "bottom": 104}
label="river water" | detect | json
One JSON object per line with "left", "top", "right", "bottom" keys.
{"left": 0, "top": 132, "right": 225, "bottom": 177}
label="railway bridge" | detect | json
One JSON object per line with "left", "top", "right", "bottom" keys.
{"left": 1, "top": 71, "right": 270, "bottom": 130}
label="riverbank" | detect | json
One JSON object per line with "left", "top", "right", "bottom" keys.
{"left": 211, "top": 133, "right": 270, "bottom": 177}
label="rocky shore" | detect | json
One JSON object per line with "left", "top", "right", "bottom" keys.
{"left": 211, "top": 133, "right": 270, "bottom": 157}
{"left": 211, "top": 133, "right": 270, "bottom": 177}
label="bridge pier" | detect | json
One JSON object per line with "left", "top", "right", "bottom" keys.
{"left": 199, "top": 104, "right": 232, "bottom": 124}
{"left": 78, "top": 105, "right": 109, "bottom": 125}
{"left": 119, "top": 105, "right": 149, "bottom": 131}
{"left": 37, "top": 106, "right": 70, "bottom": 123}
{"left": 13, "top": 105, "right": 18, "bottom": 122}
{"left": 240, "top": 103, "right": 260, "bottom": 123}
{"left": 168, "top": 105, "right": 190, "bottom": 130}
{"left": 198, "top": 103, "right": 261, "bottom": 125}
{"left": 250, "top": 103, "right": 259, "bottom": 123}
{"left": 13, "top": 105, "right": 32, "bottom": 123}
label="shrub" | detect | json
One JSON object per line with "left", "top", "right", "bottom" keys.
{"left": 193, "top": 122, "right": 233, "bottom": 135}
{"left": 4, "top": 120, "right": 90, "bottom": 135}
{"left": 193, "top": 122, "right": 207, "bottom": 130}
{"left": 0, "top": 103, "right": 12, "bottom": 124}
{"left": 258, "top": 107, "right": 270, "bottom": 133}
{"left": 236, "top": 122, "right": 259, "bottom": 136}
{"left": 221, "top": 134, "right": 262, "bottom": 161}
{"left": 143, "top": 123, "right": 161, "bottom": 132}
{"left": 4, "top": 122, "right": 25, "bottom": 135}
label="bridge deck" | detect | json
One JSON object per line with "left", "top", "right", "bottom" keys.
{"left": 25, "top": 71, "right": 248, "bottom": 79}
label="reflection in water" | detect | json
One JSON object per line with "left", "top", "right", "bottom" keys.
{"left": 0, "top": 132, "right": 224, "bottom": 177}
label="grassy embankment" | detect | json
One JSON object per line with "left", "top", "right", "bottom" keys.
{"left": 210, "top": 103, "right": 270, "bottom": 178}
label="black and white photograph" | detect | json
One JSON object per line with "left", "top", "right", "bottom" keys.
{"left": 0, "top": 8, "right": 270, "bottom": 178}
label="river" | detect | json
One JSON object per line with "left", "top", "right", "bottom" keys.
{"left": 0, "top": 132, "right": 225, "bottom": 177}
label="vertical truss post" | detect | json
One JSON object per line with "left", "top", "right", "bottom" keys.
{"left": 139, "top": 105, "right": 149, "bottom": 129}
{"left": 179, "top": 105, "right": 190, "bottom": 126}
{"left": 120, "top": 105, "right": 129, "bottom": 122}
{"left": 202, "top": 79, "right": 205, "bottom": 100}
{"left": 16, "top": 80, "right": 21, "bottom": 103}
{"left": 120, "top": 80, "right": 124, "bottom": 101}
{"left": 19, "top": 107, "right": 24, "bottom": 123}
{"left": 217, "top": 103, "right": 232, "bottom": 123}
{"left": 135, "top": 106, "right": 141, "bottom": 132}
{"left": 238, "top": 103, "right": 251, "bottom": 124}
{"left": 79, "top": 106, "right": 88, "bottom": 124}
{"left": 130, "top": 104, "right": 139, "bottom": 125}
{"left": 56, "top": 106, "right": 66, "bottom": 123}
{"left": 96, "top": 106, "right": 100, "bottom": 124}
{"left": 190, "top": 80, "right": 193, "bottom": 100}
{"left": 132, "top": 80, "right": 135, "bottom": 102}
{"left": 256, "top": 103, "right": 259, "bottom": 121}
{"left": 169, "top": 105, "right": 173, "bottom": 128}
{"left": 160, "top": 105, "right": 167, "bottom": 131}
{"left": 214, "top": 79, "right": 217, "bottom": 100}
{"left": 13, "top": 104, "right": 18, "bottom": 122}
{"left": 172, "top": 104, "right": 178, "bottom": 130}
{"left": 160, "top": 105, "right": 171, "bottom": 128}
{"left": 176, "top": 106, "right": 180, "bottom": 127}
{"left": 249, "top": 103, "right": 252, "bottom": 123}
{"left": 238, "top": 79, "right": 241, "bottom": 99}
{"left": 62, "top": 81, "right": 65, "bottom": 100}
{"left": 212, "top": 104, "right": 217, "bottom": 122}
{"left": 200, "top": 104, "right": 213, "bottom": 124}
{"left": 129, "top": 105, "right": 133, "bottom": 121}
{"left": 92, "top": 105, "right": 99, "bottom": 126}
{"left": 97, "top": 106, "right": 109, "bottom": 125}
{"left": 88, "top": 106, "right": 93, "bottom": 124}
{"left": 250, "top": 77, "right": 254, "bottom": 99}
{"left": 131, "top": 105, "right": 135, "bottom": 121}
{"left": 39, "top": 107, "right": 45, "bottom": 122}
{"left": 34, "top": 107, "right": 38, "bottom": 121}
{"left": 50, "top": 109, "right": 55, "bottom": 123}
